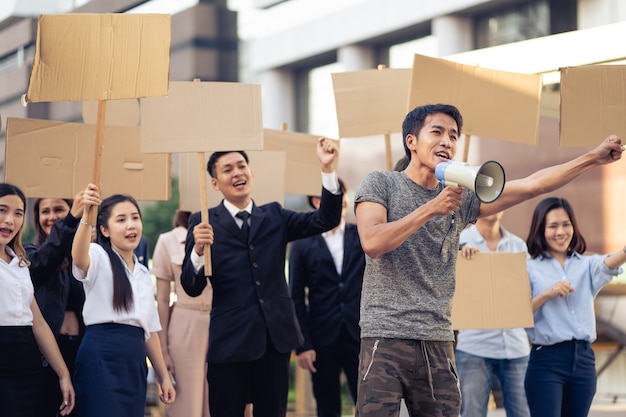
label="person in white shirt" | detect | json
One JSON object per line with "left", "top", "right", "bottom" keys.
{"left": 0, "top": 182, "right": 75, "bottom": 417}
{"left": 71, "top": 186, "right": 175, "bottom": 417}
{"left": 456, "top": 211, "right": 530, "bottom": 417}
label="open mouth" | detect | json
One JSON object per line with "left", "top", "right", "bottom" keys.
{"left": 435, "top": 151, "right": 451, "bottom": 160}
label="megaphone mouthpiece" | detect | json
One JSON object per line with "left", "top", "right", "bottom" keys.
{"left": 435, "top": 160, "right": 506, "bottom": 203}
{"left": 476, "top": 173, "right": 494, "bottom": 187}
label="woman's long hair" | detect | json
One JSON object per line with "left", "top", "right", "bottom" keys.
{"left": 0, "top": 183, "right": 29, "bottom": 266}
{"left": 526, "top": 197, "right": 586, "bottom": 259}
{"left": 33, "top": 198, "right": 73, "bottom": 246}
{"left": 173, "top": 209, "right": 191, "bottom": 229}
{"left": 96, "top": 194, "right": 142, "bottom": 312}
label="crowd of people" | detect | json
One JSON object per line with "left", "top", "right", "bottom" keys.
{"left": 1, "top": 104, "right": 625, "bottom": 417}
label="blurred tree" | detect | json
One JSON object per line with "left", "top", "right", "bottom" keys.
{"left": 141, "top": 177, "right": 181, "bottom": 258}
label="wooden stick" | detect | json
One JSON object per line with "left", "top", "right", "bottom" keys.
{"left": 384, "top": 132, "right": 393, "bottom": 171}
{"left": 87, "top": 99, "right": 107, "bottom": 225}
{"left": 198, "top": 152, "right": 212, "bottom": 276}
{"left": 462, "top": 134, "right": 472, "bottom": 163}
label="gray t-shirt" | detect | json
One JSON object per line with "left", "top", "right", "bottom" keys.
{"left": 354, "top": 170, "right": 480, "bottom": 341}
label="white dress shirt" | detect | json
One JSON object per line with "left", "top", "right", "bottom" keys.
{"left": 72, "top": 243, "right": 161, "bottom": 340}
{"left": 0, "top": 247, "right": 34, "bottom": 326}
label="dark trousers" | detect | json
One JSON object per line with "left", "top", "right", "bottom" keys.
{"left": 0, "top": 326, "right": 45, "bottom": 417}
{"left": 310, "top": 326, "right": 359, "bottom": 417}
{"left": 207, "top": 336, "right": 291, "bottom": 417}
{"left": 42, "top": 334, "right": 82, "bottom": 417}
{"left": 524, "top": 340, "right": 596, "bottom": 417}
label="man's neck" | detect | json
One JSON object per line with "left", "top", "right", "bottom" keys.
{"left": 476, "top": 222, "right": 502, "bottom": 251}
{"left": 404, "top": 163, "right": 440, "bottom": 190}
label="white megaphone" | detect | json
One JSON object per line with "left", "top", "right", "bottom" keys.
{"left": 435, "top": 160, "right": 505, "bottom": 203}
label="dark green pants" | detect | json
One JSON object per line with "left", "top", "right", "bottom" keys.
{"left": 357, "top": 338, "right": 461, "bottom": 417}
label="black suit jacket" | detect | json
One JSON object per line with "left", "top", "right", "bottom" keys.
{"left": 289, "top": 223, "right": 364, "bottom": 354}
{"left": 181, "top": 187, "right": 343, "bottom": 363}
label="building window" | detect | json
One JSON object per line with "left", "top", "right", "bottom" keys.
{"left": 475, "top": 0, "right": 550, "bottom": 48}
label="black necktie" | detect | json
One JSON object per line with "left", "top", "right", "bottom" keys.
{"left": 236, "top": 211, "right": 250, "bottom": 239}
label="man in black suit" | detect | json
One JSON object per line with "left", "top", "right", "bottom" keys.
{"left": 180, "top": 138, "right": 342, "bottom": 417}
{"left": 289, "top": 178, "right": 365, "bottom": 417}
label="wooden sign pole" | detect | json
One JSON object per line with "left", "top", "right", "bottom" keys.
{"left": 462, "top": 135, "right": 472, "bottom": 163}
{"left": 86, "top": 99, "right": 107, "bottom": 225}
{"left": 198, "top": 152, "right": 212, "bottom": 276}
{"left": 384, "top": 131, "right": 393, "bottom": 171}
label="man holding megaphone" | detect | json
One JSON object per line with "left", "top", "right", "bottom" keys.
{"left": 353, "top": 103, "right": 624, "bottom": 417}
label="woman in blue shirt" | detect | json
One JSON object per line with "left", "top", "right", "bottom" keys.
{"left": 524, "top": 197, "right": 626, "bottom": 417}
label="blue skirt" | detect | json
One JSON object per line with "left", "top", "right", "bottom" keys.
{"left": 73, "top": 323, "right": 147, "bottom": 417}
{"left": 0, "top": 326, "right": 45, "bottom": 417}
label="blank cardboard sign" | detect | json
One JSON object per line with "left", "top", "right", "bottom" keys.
{"left": 263, "top": 129, "right": 339, "bottom": 196}
{"left": 560, "top": 65, "right": 626, "bottom": 148}
{"left": 409, "top": 54, "right": 542, "bottom": 146}
{"left": 5, "top": 117, "right": 171, "bottom": 201}
{"left": 25, "top": 13, "right": 171, "bottom": 103}
{"left": 178, "top": 151, "right": 286, "bottom": 213}
{"left": 452, "top": 252, "right": 533, "bottom": 330}
{"left": 332, "top": 68, "right": 411, "bottom": 138}
{"left": 140, "top": 81, "right": 264, "bottom": 154}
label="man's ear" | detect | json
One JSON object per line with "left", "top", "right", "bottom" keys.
{"left": 405, "top": 133, "right": 417, "bottom": 151}
{"left": 211, "top": 177, "right": 219, "bottom": 191}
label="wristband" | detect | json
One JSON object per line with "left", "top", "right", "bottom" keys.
{"left": 80, "top": 220, "right": 94, "bottom": 228}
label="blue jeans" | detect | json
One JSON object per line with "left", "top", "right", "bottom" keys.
{"left": 524, "top": 340, "right": 596, "bottom": 417}
{"left": 455, "top": 350, "right": 530, "bottom": 417}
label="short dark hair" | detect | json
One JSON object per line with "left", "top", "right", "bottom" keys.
{"left": 526, "top": 197, "right": 586, "bottom": 259}
{"left": 401, "top": 104, "right": 463, "bottom": 159}
{"left": 307, "top": 178, "right": 346, "bottom": 209}
{"left": 206, "top": 151, "right": 249, "bottom": 178}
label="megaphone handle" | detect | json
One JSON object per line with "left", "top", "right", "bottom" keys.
{"left": 444, "top": 181, "right": 459, "bottom": 188}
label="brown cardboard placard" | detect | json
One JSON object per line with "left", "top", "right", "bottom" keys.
{"left": 332, "top": 68, "right": 411, "bottom": 138}
{"left": 178, "top": 151, "right": 286, "bottom": 213}
{"left": 83, "top": 99, "right": 140, "bottom": 127}
{"left": 263, "top": 129, "right": 339, "bottom": 196}
{"left": 452, "top": 252, "right": 533, "bottom": 330}
{"left": 560, "top": 65, "right": 626, "bottom": 147}
{"left": 25, "top": 14, "right": 171, "bottom": 103}
{"left": 4, "top": 117, "right": 171, "bottom": 201}
{"left": 409, "top": 54, "right": 542, "bottom": 146}
{"left": 140, "top": 81, "right": 264, "bottom": 153}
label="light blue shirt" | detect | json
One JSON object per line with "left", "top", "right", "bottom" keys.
{"left": 526, "top": 252, "right": 623, "bottom": 346}
{"left": 455, "top": 225, "right": 531, "bottom": 359}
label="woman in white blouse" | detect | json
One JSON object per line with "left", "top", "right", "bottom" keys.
{"left": 71, "top": 184, "right": 175, "bottom": 417}
{"left": 0, "top": 183, "right": 75, "bottom": 417}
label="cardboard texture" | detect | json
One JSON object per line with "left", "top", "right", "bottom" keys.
{"left": 263, "top": 129, "right": 339, "bottom": 196}
{"left": 409, "top": 54, "right": 542, "bottom": 146}
{"left": 4, "top": 117, "right": 171, "bottom": 201}
{"left": 560, "top": 65, "right": 626, "bottom": 147}
{"left": 25, "top": 13, "right": 171, "bottom": 103}
{"left": 451, "top": 252, "right": 533, "bottom": 330}
{"left": 332, "top": 68, "right": 411, "bottom": 138}
{"left": 178, "top": 151, "right": 286, "bottom": 213}
{"left": 83, "top": 99, "right": 140, "bottom": 126}
{"left": 140, "top": 81, "right": 264, "bottom": 153}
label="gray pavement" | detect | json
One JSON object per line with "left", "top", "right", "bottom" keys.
{"left": 395, "top": 401, "right": 626, "bottom": 417}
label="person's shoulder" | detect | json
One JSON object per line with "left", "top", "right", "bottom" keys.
{"left": 256, "top": 201, "right": 283, "bottom": 213}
